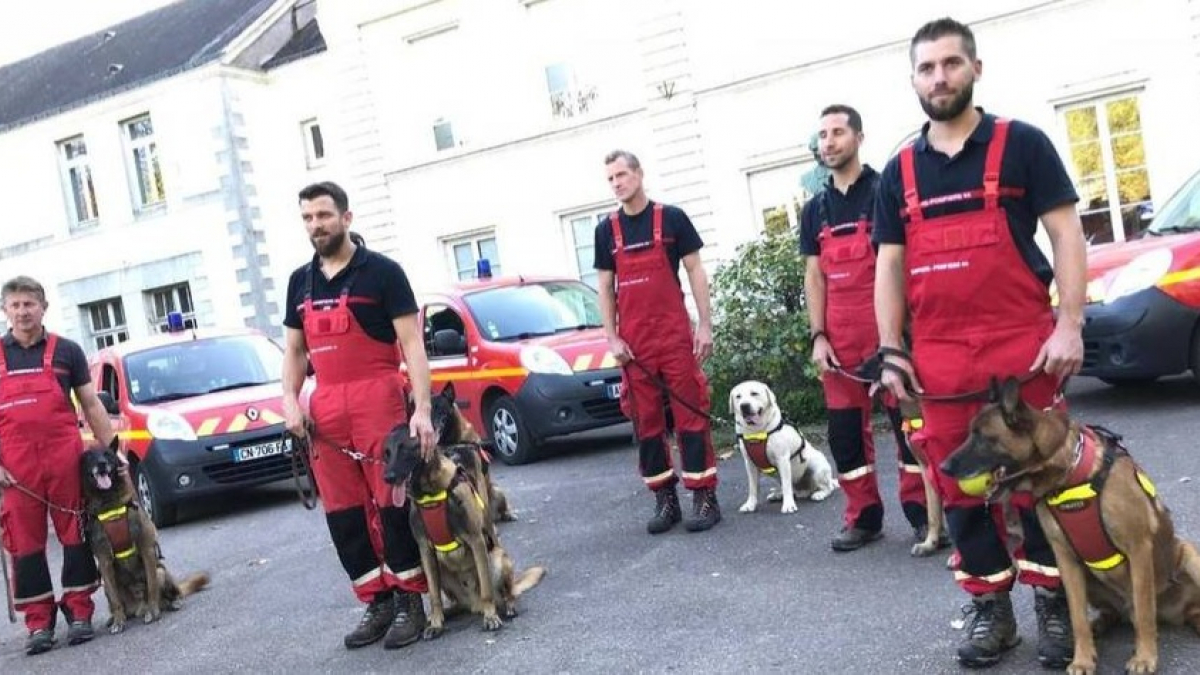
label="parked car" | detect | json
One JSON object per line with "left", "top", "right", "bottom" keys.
{"left": 1071, "top": 168, "right": 1200, "bottom": 386}
{"left": 83, "top": 316, "right": 295, "bottom": 526}
{"left": 416, "top": 266, "right": 628, "bottom": 465}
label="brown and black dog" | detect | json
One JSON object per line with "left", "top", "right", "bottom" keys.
{"left": 80, "top": 440, "right": 209, "bottom": 633}
{"left": 383, "top": 419, "right": 544, "bottom": 638}
{"left": 430, "top": 383, "right": 515, "bottom": 525}
{"left": 942, "top": 376, "right": 1200, "bottom": 675}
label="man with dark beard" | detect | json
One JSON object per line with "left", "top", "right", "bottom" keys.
{"left": 872, "top": 18, "right": 1086, "bottom": 670}
{"left": 282, "top": 181, "right": 438, "bottom": 650}
{"left": 799, "top": 105, "right": 929, "bottom": 553}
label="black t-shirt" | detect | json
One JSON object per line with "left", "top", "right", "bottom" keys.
{"left": 283, "top": 245, "right": 418, "bottom": 343}
{"left": 592, "top": 201, "right": 703, "bottom": 281}
{"left": 1, "top": 330, "right": 90, "bottom": 401}
{"left": 873, "top": 111, "right": 1079, "bottom": 286}
{"left": 799, "top": 165, "right": 880, "bottom": 256}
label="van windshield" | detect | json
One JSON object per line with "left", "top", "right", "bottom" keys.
{"left": 463, "top": 281, "right": 603, "bottom": 341}
{"left": 124, "top": 335, "right": 284, "bottom": 404}
{"left": 1147, "top": 169, "right": 1200, "bottom": 235}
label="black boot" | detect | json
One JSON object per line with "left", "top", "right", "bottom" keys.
{"left": 343, "top": 592, "right": 396, "bottom": 649}
{"left": 831, "top": 526, "right": 884, "bottom": 552}
{"left": 647, "top": 485, "right": 682, "bottom": 534}
{"left": 956, "top": 591, "right": 1020, "bottom": 667}
{"left": 1034, "top": 586, "right": 1074, "bottom": 669}
{"left": 383, "top": 591, "right": 427, "bottom": 649}
{"left": 685, "top": 487, "right": 721, "bottom": 532}
{"left": 25, "top": 629, "right": 55, "bottom": 656}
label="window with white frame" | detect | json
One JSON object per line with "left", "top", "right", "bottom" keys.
{"left": 432, "top": 118, "right": 456, "bottom": 151}
{"left": 123, "top": 114, "right": 166, "bottom": 210}
{"left": 1059, "top": 93, "right": 1154, "bottom": 245}
{"left": 747, "top": 161, "right": 814, "bottom": 235}
{"left": 82, "top": 298, "right": 129, "bottom": 351}
{"left": 57, "top": 135, "right": 100, "bottom": 229}
{"left": 301, "top": 119, "right": 325, "bottom": 167}
{"left": 563, "top": 208, "right": 608, "bottom": 289}
{"left": 545, "top": 62, "right": 598, "bottom": 120}
{"left": 145, "top": 282, "right": 196, "bottom": 332}
{"left": 447, "top": 234, "right": 501, "bottom": 281}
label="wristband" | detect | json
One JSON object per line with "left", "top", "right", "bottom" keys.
{"left": 811, "top": 330, "right": 828, "bottom": 342}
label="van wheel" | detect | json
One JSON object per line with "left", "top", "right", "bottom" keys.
{"left": 134, "top": 461, "right": 178, "bottom": 528}
{"left": 488, "top": 396, "right": 536, "bottom": 466}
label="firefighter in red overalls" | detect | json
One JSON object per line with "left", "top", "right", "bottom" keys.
{"left": 595, "top": 150, "right": 721, "bottom": 534}
{"left": 0, "top": 275, "right": 118, "bottom": 655}
{"left": 282, "top": 182, "right": 438, "bottom": 651}
{"left": 874, "top": 19, "right": 1086, "bottom": 669}
{"left": 800, "top": 105, "right": 931, "bottom": 553}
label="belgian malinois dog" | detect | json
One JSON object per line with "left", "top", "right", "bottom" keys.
{"left": 942, "top": 377, "right": 1200, "bottom": 675}
{"left": 430, "top": 383, "right": 515, "bottom": 525}
{"left": 80, "top": 441, "right": 209, "bottom": 633}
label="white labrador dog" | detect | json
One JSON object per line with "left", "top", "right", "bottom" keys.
{"left": 729, "top": 380, "right": 838, "bottom": 513}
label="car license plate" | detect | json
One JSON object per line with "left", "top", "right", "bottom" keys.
{"left": 233, "top": 437, "right": 291, "bottom": 463}
{"left": 606, "top": 383, "right": 622, "bottom": 400}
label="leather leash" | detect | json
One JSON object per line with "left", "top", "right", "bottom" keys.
{"left": 625, "top": 358, "right": 733, "bottom": 427}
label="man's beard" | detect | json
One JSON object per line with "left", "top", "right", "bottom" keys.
{"left": 919, "top": 79, "right": 974, "bottom": 122}
{"left": 311, "top": 230, "right": 346, "bottom": 257}
{"left": 822, "top": 150, "right": 855, "bottom": 172}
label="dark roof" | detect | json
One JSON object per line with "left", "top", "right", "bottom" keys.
{"left": 262, "top": 17, "right": 326, "bottom": 70}
{"left": 0, "top": 0, "right": 275, "bottom": 133}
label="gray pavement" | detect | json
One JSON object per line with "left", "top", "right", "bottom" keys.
{"left": 3, "top": 376, "right": 1200, "bottom": 674}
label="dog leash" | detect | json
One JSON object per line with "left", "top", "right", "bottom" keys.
{"left": 283, "top": 430, "right": 319, "bottom": 510}
{"left": 0, "top": 521, "right": 13, "bottom": 622}
{"left": 873, "top": 346, "right": 1065, "bottom": 404}
{"left": 625, "top": 358, "right": 733, "bottom": 427}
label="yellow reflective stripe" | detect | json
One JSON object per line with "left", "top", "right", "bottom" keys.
{"left": 901, "top": 464, "right": 923, "bottom": 474}
{"left": 260, "top": 409, "right": 285, "bottom": 425}
{"left": 572, "top": 354, "right": 593, "bottom": 371}
{"left": 1086, "top": 552, "right": 1125, "bottom": 570}
{"left": 1137, "top": 472, "right": 1157, "bottom": 498}
{"left": 196, "top": 418, "right": 221, "bottom": 437}
{"left": 226, "top": 414, "right": 249, "bottom": 434}
{"left": 416, "top": 491, "right": 448, "bottom": 506}
{"left": 97, "top": 506, "right": 127, "bottom": 522}
{"left": 1016, "top": 559, "right": 1060, "bottom": 577}
{"left": 114, "top": 548, "right": 137, "bottom": 560}
{"left": 599, "top": 353, "right": 618, "bottom": 369}
{"left": 432, "top": 368, "right": 528, "bottom": 382}
{"left": 1046, "top": 484, "right": 1097, "bottom": 506}
{"left": 954, "top": 567, "right": 1015, "bottom": 583}
{"left": 642, "top": 469, "right": 674, "bottom": 485}
{"left": 80, "top": 430, "right": 152, "bottom": 441}
{"left": 742, "top": 432, "right": 768, "bottom": 441}
{"left": 840, "top": 465, "right": 875, "bottom": 481}
{"left": 682, "top": 468, "right": 717, "bottom": 480}
{"left": 434, "top": 540, "right": 461, "bottom": 553}
{"left": 1160, "top": 267, "right": 1200, "bottom": 287}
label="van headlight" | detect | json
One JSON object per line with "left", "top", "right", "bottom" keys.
{"left": 146, "top": 410, "right": 197, "bottom": 441}
{"left": 1106, "top": 249, "right": 1173, "bottom": 304}
{"left": 519, "top": 346, "right": 573, "bottom": 375}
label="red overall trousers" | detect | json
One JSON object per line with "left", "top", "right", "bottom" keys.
{"left": 900, "top": 119, "right": 1062, "bottom": 594}
{"left": 614, "top": 205, "right": 717, "bottom": 492}
{"left": 818, "top": 209, "right": 927, "bottom": 532}
{"left": 0, "top": 333, "right": 99, "bottom": 632}
{"left": 303, "top": 268, "right": 427, "bottom": 603}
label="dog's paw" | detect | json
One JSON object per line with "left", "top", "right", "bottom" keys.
{"left": 766, "top": 488, "right": 783, "bottom": 503}
{"left": 810, "top": 489, "right": 833, "bottom": 502}
{"left": 165, "top": 598, "right": 183, "bottom": 612}
{"left": 1125, "top": 653, "right": 1157, "bottom": 674}
{"left": 481, "top": 614, "right": 503, "bottom": 632}
{"left": 911, "top": 541, "right": 938, "bottom": 557}
{"left": 781, "top": 501, "right": 799, "bottom": 514}
{"left": 109, "top": 619, "right": 126, "bottom": 634}
{"left": 423, "top": 624, "right": 444, "bottom": 641}
{"left": 1066, "top": 658, "right": 1096, "bottom": 675}
{"left": 142, "top": 607, "right": 161, "bottom": 624}
{"left": 501, "top": 603, "right": 519, "bottom": 620}
{"left": 739, "top": 500, "right": 758, "bottom": 513}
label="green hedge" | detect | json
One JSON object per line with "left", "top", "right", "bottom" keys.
{"left": 704, "top": 223, "right": 826, "bottom": 426}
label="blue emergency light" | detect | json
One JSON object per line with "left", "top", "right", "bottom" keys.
{"left": 476, "top": 258, "right": 492, "bottom": 279}
{"left": 166, "top": 311, "right": 186, "bottom": 332}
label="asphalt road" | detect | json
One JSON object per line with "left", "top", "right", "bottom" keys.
{"left": 3, "top": 377, "right": 1199, "bottom": 674}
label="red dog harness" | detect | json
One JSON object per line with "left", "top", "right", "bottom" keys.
{"left": 740, "top": 419, "right": 801, "bottom": 476}
{"left": 1045, "top": 427, "right": 1156, "bottom": 571}
{"left": 95, "top": 505, "right": 138, "bottom": 562}
{"left": 415, "top": 470, "right": 487, "bottom": 555}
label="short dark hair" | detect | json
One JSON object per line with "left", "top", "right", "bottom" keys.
{"left": 298, "top": 181, "right": 349, "bottom": 213}
{"left": 910, "top": 17, "right": 977, "bottom": 64}
{"left": 819, "top": 104, "right": 863, "bottom": 133}
{"left": 604, "top": 149, "right": 641, "bottom": 171}
{"left": 2, "top": 275, "right": 47, "bottom": 306}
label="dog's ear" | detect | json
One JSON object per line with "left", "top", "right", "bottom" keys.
{"left": 999, "top": 376, "right": 1025, "bottom": 428}
{"left": 108, "top": 436, "right": 120, "bottom": 453}
{"left": 441, "top": 382, "right": 456, "bottom": 404}
{"left": 765, "top": 386, "right": 777, "bottom": 410}
{"left": 727, "top": 387, "right": 736, "bottom": 416}
{"left": 988, "top": 376, "right": 1002, "bottom": 403}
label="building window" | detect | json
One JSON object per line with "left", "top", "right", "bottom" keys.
{"left": 82, "top": 298, "right": 129, "bottom": 351}
{"left": 302, "top": 119, "right": 325, "bottom": 167}
{"left": 545, "top": 63, "right": 598, "bottom": 119}
{"left": 57, "top": 135, "right": 100, "bottom": 229}
{"left": 145, "top": 283, "right": 196, "bottom": 332}
{"left": 123, "top": 114, "right": 166, "bottom": 210}
{"left": 1060, "top": 94, "right": 1153, "bottom": 244}
{"left": 747, "top": 161, "right": 813, "bottom": 235}
{"left": 433, "top": 119, "right": 456, "bottom": 151}
{"left": 447, "top": 234, "right": 501, "bottom": 281}
{"left": 563, "top": 209, "right": 607, "bottom": 289}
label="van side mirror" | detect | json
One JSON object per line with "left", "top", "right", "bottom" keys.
{"left": 97, "top": 391, "right": 120, "bottom": 416}
{"left": 433, "top": 329, "right": 467, "bottom": 356}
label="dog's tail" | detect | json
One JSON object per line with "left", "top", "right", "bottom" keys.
{"left": 512, "top": 566, "right": 547, "bottom": 598}
{"left": 177, "top": 572, "right": 211, "bottom": 597}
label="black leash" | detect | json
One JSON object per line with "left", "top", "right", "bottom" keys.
{"left": 285, "top": 430, "right": 319, "bottom": 510}
{"left": 871, "top": 346, "right": 1059, "bottom": 403}
{"left": 625, "top": 358, "right": 733, "bottom": 427}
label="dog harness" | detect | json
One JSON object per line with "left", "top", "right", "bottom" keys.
{"left": 415, "top": 469, "right": 487, "bottom": 555}
{"left": 95, "top": 505, "right": 138, "bottom": 561}
{"left": 740, "top": 419, "right": 800, "bottom": 476}
{"left": 1044, "top": 426, "right": 1157, "bottom": 571}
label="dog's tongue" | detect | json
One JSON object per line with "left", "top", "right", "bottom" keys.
{"left": 97, "top": 475, "right": 113, "bottom": 490}
{"left": 391, "top": 483, "right": 408, "bottom": 508}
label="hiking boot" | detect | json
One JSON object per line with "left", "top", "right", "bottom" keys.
{"left": 66, "top": 620, "right": 95, "bottom": 646}
{"left": 25, "top": 629, "right": 55, "bottom": 656}
{"left": 956, "top": 591, "right": 1020, "bottom": 667}
{"left": 831, "top": 526, "right": 883, "bottom": 552}
{"left": 343, "top": 592, "right": 396, "bottom": 649}
{"left": 684, "top": 488, "right": 721, "bottom": 532}
{"left": 1034, "top": 586, "right": 1074, "bottom": 669}
{"left": 647, "top": 485, "right": 682, "bottom": 535}
{"left": 383, "top": 591, "right": 427, "bottom": 650}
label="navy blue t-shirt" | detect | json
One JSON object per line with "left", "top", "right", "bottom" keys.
{"left": 873, "top": 111, "right": 1079, "bottom": 285}
{"left": 799, "top": 165, "right": 880, "bottom": 256}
